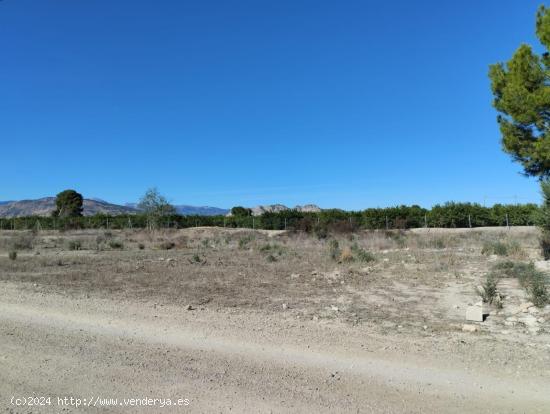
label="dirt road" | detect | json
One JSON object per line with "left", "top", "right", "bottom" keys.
{"left": 1, "top": 282, "right": 548, "bottom": 413}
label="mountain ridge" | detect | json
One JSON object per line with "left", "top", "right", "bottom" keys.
{"left": 0, "top": 198, "right": 322, "bottom": 218}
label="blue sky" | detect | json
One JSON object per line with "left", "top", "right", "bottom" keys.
{"left": 0, "top": 1, "right": 545, "bottom": 209}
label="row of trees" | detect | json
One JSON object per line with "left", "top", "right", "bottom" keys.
{"left": 1, "top": 202, "right": 540, "bottom": 232}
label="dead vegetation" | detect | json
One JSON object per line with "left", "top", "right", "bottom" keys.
{"left": 0, "top": 226, "right": 548, "bottom": 335}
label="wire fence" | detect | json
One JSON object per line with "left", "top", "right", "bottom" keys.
{"left": 0, "top": 204, "right": 540, "bottom": 233}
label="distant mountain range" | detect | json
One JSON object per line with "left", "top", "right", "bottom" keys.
{"left": 124, "top": 203, "right": 229, "bottom": 216}
{"left": 0, "top": 198, "right": 136, "bottom": 218}
{"left": 0, "top": 197, "right": 321, "bottom": 218}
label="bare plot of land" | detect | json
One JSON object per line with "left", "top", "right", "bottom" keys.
{"left": 0, "top": 227, "right": 549, "bottom": 412}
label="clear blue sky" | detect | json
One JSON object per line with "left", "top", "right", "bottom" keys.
{"left": 0, "top": 1, "right": 545, "bottom": 209}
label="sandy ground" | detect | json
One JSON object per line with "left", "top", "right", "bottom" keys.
{"left": 0, "top": 227, "right": 549, "bottom": 413}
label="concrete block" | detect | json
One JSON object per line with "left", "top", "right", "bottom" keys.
{"left": 466, "top": 302, "right": 488, "bottom": 322}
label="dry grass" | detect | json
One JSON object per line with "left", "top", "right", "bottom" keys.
{"left": 0, "top": 226, "right": 543, "bottom": 328}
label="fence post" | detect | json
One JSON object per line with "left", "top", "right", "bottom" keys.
{"left": 506, "top": 213, "right": 509, "bottom": 229}
{"left": 468, "top": 214, "right": 472, "bottom": 229}
{"left": 284, "top": 218, "right": 287, "bottom": 230}
{"left": 385, "top": 216, "right": 389, "bottom": 230}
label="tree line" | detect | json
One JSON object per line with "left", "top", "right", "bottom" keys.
{"left": 0, "top": 202, "right": 540, "bottom": 232}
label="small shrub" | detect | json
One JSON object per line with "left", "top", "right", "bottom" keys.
{"left": 384, "top": 230, "right": 407, "bottom": 248}
{"left": 192, "top": 253, "right": 202, "bottom": 263}
{"left": 492, "top": 261, "right": 549, "bottom": 307}
{"left": 68, "top": 240, "right": 82, "bottom": 251}
{"left": 482, "top": 241, "right": 509, "bottom": 256}
{"left": 479, "top": 274, "right": 498, "bottom": 304}
{"left": 540, "top": 231, "right": 550, "bottom": 260}
{"left": 530, "top": 278, "right": 549, "bottom": 307}
{"left": 259, "top": 243, "right": 272, "bottom": 252}
{"left": 109, "top": 240, "right": 124, "bottom": 250}
{"left": 8, "top": 250, "right": 17, "bottom": 260}
{"left": 266, "top": 254, "right": 277, "bottom": 262}
{"left": 351, "top": 244, "right": 376, "bottom": 262}
{"left": 339, "top": 246, "right": 354, "bottom": 263}
{"left": 138, "top": 243, "right": 145, "bottom": 250}
{"left": 314, "top": 225, "right": 328, "bottom": 239}
{"left": 11, "top": 233, "right": 35, "bottom": 250}
{"left": 328, "top": 239, "right": 341, "bottom": 261}
{"left": 158, "top": 241, "right": 175, "bottom": 250}
{"left": 238, "top": 235, "right": 254, "bottom": 249}
{"left": 432, "top": 238, "right": 446, "bottom": 249}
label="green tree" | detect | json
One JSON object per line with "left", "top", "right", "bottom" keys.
{"left": 230, "top": 206, "right": 252, "bottom": 217}
{"left": 137, "top": 188, "right": 176, "bottom": 231}
{"left": 489, "top": 6, "right": 550, "bottom": 178}
{"left": 137, "top": 188, "right": 176, "bottom": 216}
{"left": 539, "top": 180, "right": 550, "bottom": 259}
{"left": 52, "top": 189, "right": 83, "bottom": 218}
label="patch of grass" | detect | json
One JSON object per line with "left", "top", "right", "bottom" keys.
{"left": 351, "top": 244, "right": 376, "bottom": 262}
{"left": 266, "top": 254, "right": 277, "bottom": 262}
{"left": 482, "top": 241, "right": 508, "bottom": 256}
{"left": 108, "top": 240, "right": 124, "bottom": 250}
{"left": 68, "top": 240, "right": 82, "bottom": 251}
{"left": 8, "top": 250, "right": 17, "bottom": 260}
{"left": 259, "top": 243, "right": 285, "bottom": 256}
{"left": 492, "top": 261, "right": 549, "bottom": 307}
{"left": 384, "top": 230, "right": 407, "bottom": 248}
{"left": 238, "top": 235, "right": 254, "bottom": 250}
{"left": 11, "top": 233, "right": 35, "bottom": 250}
{"left": 481, "top": 240, "right": 523, "bottom": 257}
{"left": 432, "top": 238, "right": 446, "bottom": 249}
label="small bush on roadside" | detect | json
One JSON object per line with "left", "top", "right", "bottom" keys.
{"left": 109, "top": 240, "right": 124, "bottom": 250}
{"left": 8, "top": 250, "right": 17, "bottom": 260}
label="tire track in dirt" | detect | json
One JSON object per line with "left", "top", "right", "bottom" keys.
{"left": 1, "top": 301, "right": 549, "bottom": 413}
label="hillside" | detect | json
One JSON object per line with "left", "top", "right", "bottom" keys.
{"left": 0, "top": 198, "right": 136, "bottom": 218}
